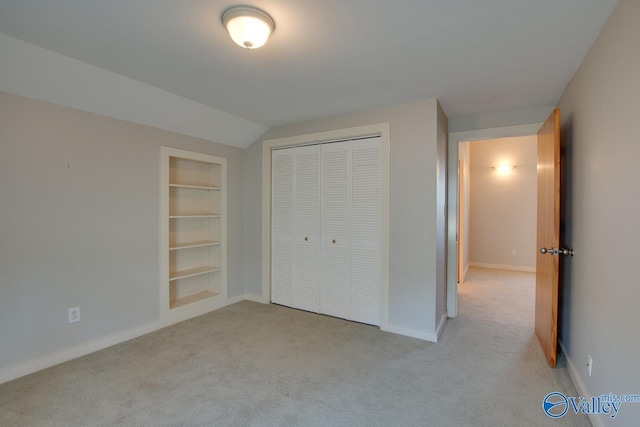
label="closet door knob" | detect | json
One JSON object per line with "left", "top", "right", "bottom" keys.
{"left": 304, "top": 237, "right": 308, "bottom": 242}
{"left": 332, "top": 239, "right": 336, "bottom": 244}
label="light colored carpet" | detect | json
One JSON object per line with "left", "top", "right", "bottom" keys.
{"left": 0, "top": 268, "right": 589, "bottom": 426}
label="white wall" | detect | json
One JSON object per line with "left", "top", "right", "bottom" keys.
{"left": 435, "top": 102, "right": 448, "bottom": 324}
{"left": 244, "top": 99, "right": 447, "bottom": 335}
{"left": 556, "top": 0, "right": 640, "bottom": 425}
{"left": 0, "top": 91, "right": 246, "bottom": 373}
{"left": 468, "top": 136, "right": 537, "bottom": 271}
{"left": 242, "top": 142, "right": 264, "bottom": 301}
{"left": 0, "top": 33, "right": 267, "bottom": 148}
{"left": 449, "top": 107, "right": 554, "bottom": 133}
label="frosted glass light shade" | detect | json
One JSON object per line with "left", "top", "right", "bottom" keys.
{"left": 222, "top": 6, "right": 274, "bottom": 49}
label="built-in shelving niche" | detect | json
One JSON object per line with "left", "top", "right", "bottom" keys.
{"left": 160, "top": 147, "right": 227, "bottom": 324}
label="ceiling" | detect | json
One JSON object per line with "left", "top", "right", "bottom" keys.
{"left": 0, "top": 0, "right": 618, "bottom": 128}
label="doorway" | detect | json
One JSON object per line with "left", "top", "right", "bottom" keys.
{"left": 446, "top": 123, "right": 543, "bottom": 318}
{"left": 456, "top": 135, "right": 538, "bottom": 285}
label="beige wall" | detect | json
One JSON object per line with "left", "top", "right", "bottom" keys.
{"left": 458, "top": 141, "right": 471, "bottom": 279}
{"left": 0, "top": 91, "right": 246, "bottom": 371}
{"left": 244, "top": 99, "right": 447, "bottom": 334}
{"left": 557, "top": 0, "right": 640, "bottom": 425}
{"left": 468, "top": 136, "right": 537, "bottom": 270}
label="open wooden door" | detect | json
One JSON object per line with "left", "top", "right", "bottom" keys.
{"left": 457, "top": 159, "right": 464, "bottom": 283}
{"left": 535, "top": 109, "right": 561, "bottom": 367}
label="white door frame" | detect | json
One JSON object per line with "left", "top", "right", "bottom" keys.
{"left": 446, "top": 123, "right": 542, "bottom": 318}
{"left": 261, "top": 123, "right": 391, "bottom": 329}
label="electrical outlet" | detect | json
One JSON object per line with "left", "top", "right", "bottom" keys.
{"left": 68, "top": 307, "right": 80, "bottom": 324}
{"left": 512, "top": 249, "right": 517, "bottom": 256}
{"left": 587, "top": 354, "right": 593, "bottom": 377}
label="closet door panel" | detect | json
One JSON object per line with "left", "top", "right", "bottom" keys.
{"left": 293, "top": 146, "right": 321, "bottom": 313}
{"left": 350, "top": 138, "right": 381, "bottom": 325}
{"left": 350, "top": 247, "right": 380, "bottom": 325}
{"left": 320, "top": 142, "right": 350, "bottom": 319}
{"left": 271, "top": 150, "right": 294, "bottom": 306}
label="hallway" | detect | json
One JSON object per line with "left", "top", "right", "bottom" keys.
{"left": 459, "top": 267, "right": 536, "bottom": 330}
{"left": 444, "top": 267, "right": 590, "bottom": 426}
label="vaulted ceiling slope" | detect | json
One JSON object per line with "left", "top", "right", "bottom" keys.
{"left": 0, "top": 0, "right": 618, "bottom": 130}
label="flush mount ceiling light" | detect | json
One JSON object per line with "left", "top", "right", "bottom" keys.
{"left": 222, "top": 6, "right": 275, "bottom": 49}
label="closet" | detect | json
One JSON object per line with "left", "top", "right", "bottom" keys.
{"left": 271, "top": 137, "right": 381, "bottom": 326}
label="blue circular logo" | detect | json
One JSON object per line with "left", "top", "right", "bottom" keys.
{"left": 543, "top": 392, "right": 569, "bottom": 418}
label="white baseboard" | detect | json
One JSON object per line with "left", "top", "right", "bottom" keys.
{"left": 463, "top": 264, "right": 470, "bottom": 282}
{"left": 0, "top": 319, "right": 162, "bottom": 385}
{"left": 382, "top": 323, "right": 439, "bottom": 342}
{"left": 435, "top": 314, "right": 447, "bottom": 341}
{"left": 243, "top": 294, "right": 270, "bottom": 304}
{"left": 2, "top": 295, "right": 447, "bottom": 385}
{"left": 469, "top": 262, "right": 536, "bottom": 273}
{"left": 161, "top": 294, "right": 245, "bottom": 327}
{"left": 559, "top": 341, "right": 603, "bottom": 427}
{"left": 0, "top": 294, "right": 248, "bottom": 385}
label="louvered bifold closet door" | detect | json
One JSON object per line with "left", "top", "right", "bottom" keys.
{"left": 271, "top": 149, "right": 294, "bottom": 306}
{"left": 293, "top": 145, "right": 321, "bottom": 313}
{"left": 320, "top": 142, "right": 350, "bottom": 319}
{"left": 350, "top": 138, "right": 382, "bottom": 326}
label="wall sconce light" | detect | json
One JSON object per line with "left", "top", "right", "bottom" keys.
{"left": 494, "top": 165, "right": 515, "bottom": 174}
{"left": 222, "top": 6, "right": 275, "bottom": 49}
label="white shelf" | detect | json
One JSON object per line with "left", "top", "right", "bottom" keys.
{"left": 169, "top": 184, "right": 220, "bottom": 191}
{"left": 170, "top": 290, "right": 219, "bottom": 309}
{"left": 162, "top": 146, "right": 227, "bottom": 317}
{"left": 169, "top": 266, "right": 220, "bottom": 281}
{"left": 169, "top": 214, "right": 220, "bottom": 219}
{"left": 169, "top": 240, "right": 220, "bottom": 251}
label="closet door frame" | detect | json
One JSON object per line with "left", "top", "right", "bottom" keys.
{"left": 261, "top": 123, "right": 390, "bottom": 330}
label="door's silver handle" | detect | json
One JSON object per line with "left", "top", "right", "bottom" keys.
{"left": 540, "top": 247, "right": 574, "bottom": 256}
